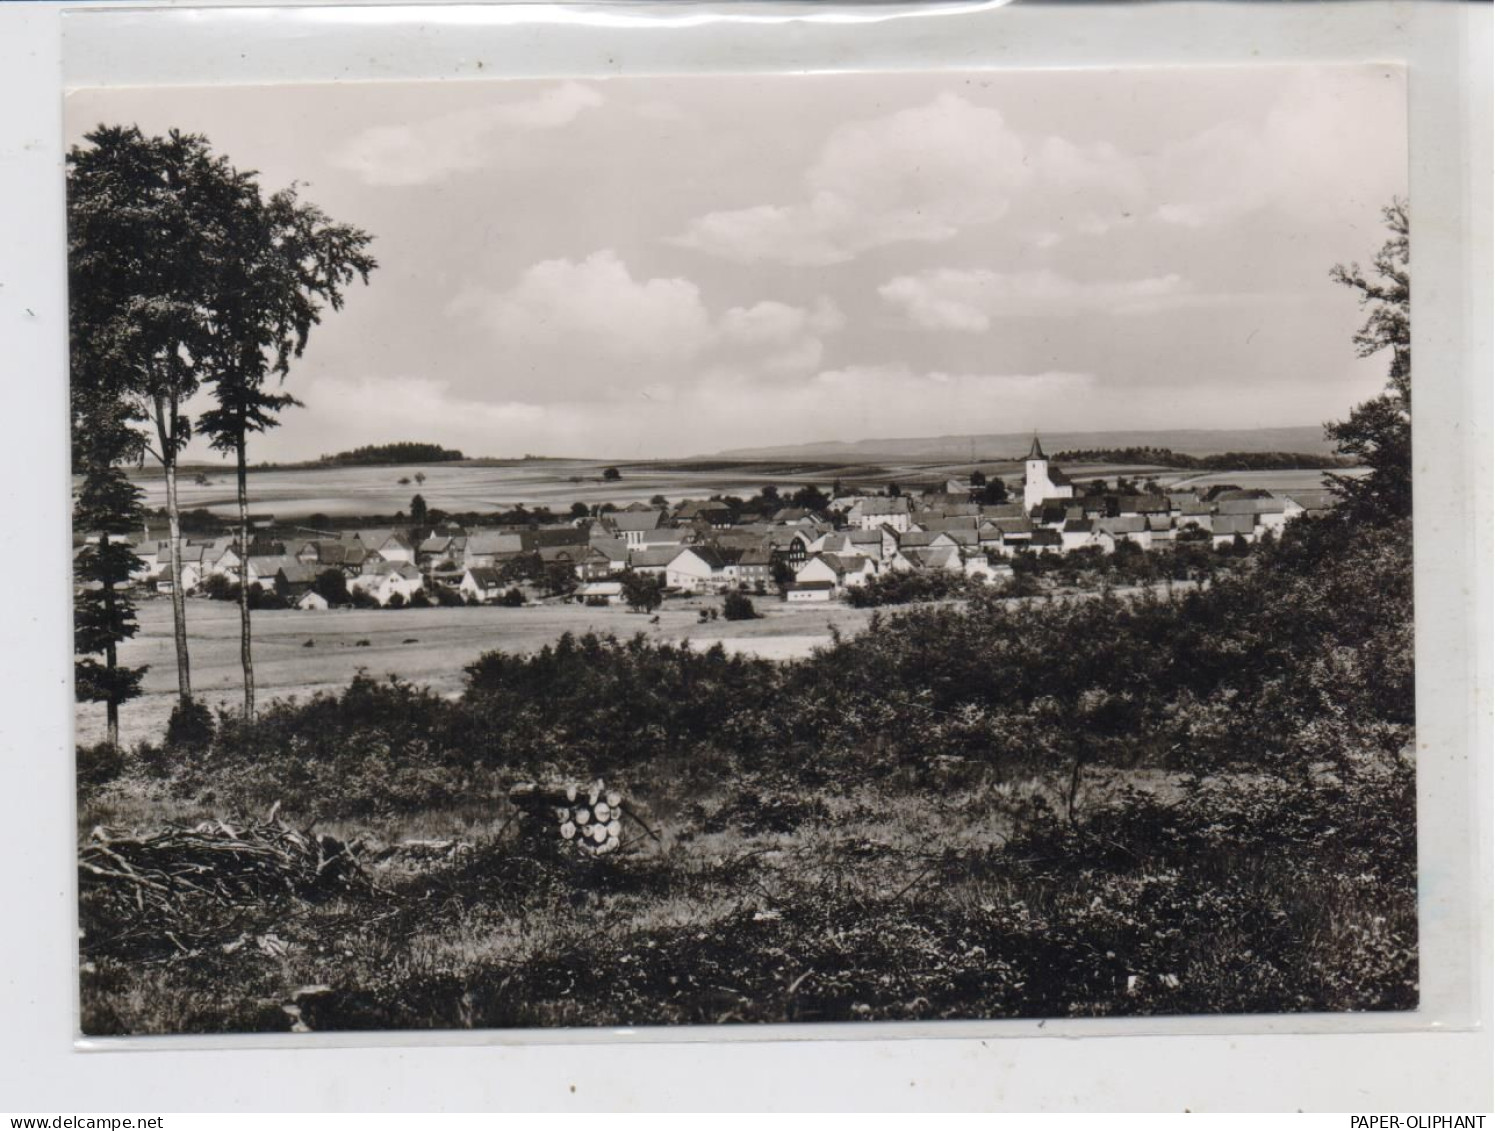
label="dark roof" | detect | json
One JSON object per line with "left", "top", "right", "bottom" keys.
{"left": 675, "top": 546, "right": 730, "bottom": 570}
{"left": 1027, "top": 434, "right": 1046, "bottom": 460}
{"left": 465, "top": 566, "right": 502, "bottom": 587}
{"left": 276, "top": 561, "right": 317, "bottom": 585}
{"left": 788, "top": 581, "right": 836, "bottom": 592}
{"left": 610, "top": 510, "right": 666, "bottom": 533}
{"left": 530, "top": 526, "right": 589, "bottom": 548}
{"left": 1212, "top": 513, "right": 1256, "bottom": 535}
{"left": 1028, "top": 529, "right": 1063, "bottom": 546}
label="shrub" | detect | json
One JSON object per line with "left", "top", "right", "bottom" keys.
{"left": 500, "top": 588, "right": 525, "bottom": 607}
{"left": 723, "top": 592, "right": 757, "bottom": 620}
{"left": 164, "top": 698, "right": 216, "bottom": 751}
{"left": 386, "top": 592, "right": 406, "bottom": 610}
{"left": 76, "top": 741, "right": 129, "bottom": 793}
{"left": 408, "top": 592, "right": 431, "bottom": 608}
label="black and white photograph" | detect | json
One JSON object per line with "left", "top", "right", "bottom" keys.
{"left": 67, "top": 62, "right": 1418, "bottom": 1036}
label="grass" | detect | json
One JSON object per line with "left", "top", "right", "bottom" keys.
{"left": 76, "top": 596, "right": 877, "bottom": 749}
{"left": 78, "top": 760, "right": 1416, "bottom": 1034}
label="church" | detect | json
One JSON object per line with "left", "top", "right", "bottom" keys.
{"left": 1023, "top": 434, "right": 1076, "bottom": 512}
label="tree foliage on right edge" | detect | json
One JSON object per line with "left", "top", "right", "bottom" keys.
{"left": 1327, "top": 198, "right": 1410, "bottom": 526}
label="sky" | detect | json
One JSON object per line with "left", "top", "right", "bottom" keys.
{"left": 65, "top": 64, "right": 1408, "bottom": 462}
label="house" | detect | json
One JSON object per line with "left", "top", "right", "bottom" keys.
{"left": 274, "top": 560, "right": 318, "bottom": 600}
{"left": 464, "top": 531, "right": 528, "bottom": 568}
{"left": 351, "top": 560, "right": 425, "bottom": 606}
{"left": 358, "top": 529, "right": 416, "bottom": 566}
{"left": 206, "top": 539, "right": 242, "bottom": 580}
{"left": 459, "top": 566, "right": 505, "bottom": 603}
{"left": 847, "top": 496, "right": 912, "bottom": 533}
{"left": 771, "top": 529, "right": 817, "bottom": 571}
{"left": 576, "top": 580, "right": 626, "bottom": 606}
{"left": 244, "top": 555, "right": 294, "bottom": 589}
{"left": 608, "top": 509, "right": 668, "bottom": 546}
{"left": 626, "top": 546, "right": 679, "bottom": 578}
{"left": 577, "top": 539, "right": 629, "bottom": 582}
{"left": 798, "top": 553, "right": 878, "bottom": 589}
{"left": 1096, "top": 515, "right": 1152, "bottom": 550}
{"left": 964, "top": 553, "right": 1013, "bottom": 584}
{"left": 1210, "top": 513, "right": 1258, "bottom": 547}
{"left": 1022, "top": 435, "right": 1076, "bottom": 511}
{"left": 1027, "top": 529, "right": 1064, "bottom": 554}
{"left": 1060, "top": 518, "right": 1102, "bottom": 553}
{"left": 417, "top": 534, "right": 458, "bottom": 570}
{"left": 785, "top": 580, "right": 835, "bottom": 603}
{"left": 633, "top": 526, "right": 693, "bottom": 552}
{"left": 1284, "top": 489, "right": 1336, "bottom": 517}
{"left": 725, "top": 544, "right": 775, "bottom": 588}
{"left": 155, "top": 562, "right": 202, "bottom": 594}
{"left": 665, "top": 546, "right": 731, "bottom": 593}
{"left": 676, "top": 500, "right": 734, "bottom": 528}
{"left": 297, "top": 590, "right": 330, "bottom": 611}
{"left": 1217, "top": 495, "right": 1289, "bottom": 534}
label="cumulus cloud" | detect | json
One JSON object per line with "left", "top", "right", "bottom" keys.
{"left": 672, "top": 92, "right": 1144, "bottom": 265}
{"left": 454, "top": 252, "right": 844, "bottom": 375}
{"left": 332, "top": 82, "right": 603, "bottom": 186}
{"left": 451, "top": 250, "right": 716, "bottom": 359}
{"left": 879, "top": 268, "right": 1200, "bottom": 331}
{"left": 1153, "top": 68, "right": 1405, "bottom": 229}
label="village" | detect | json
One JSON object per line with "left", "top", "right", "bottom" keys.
{"left": 99, "top": 438, "right": 1337, "bottom": 613}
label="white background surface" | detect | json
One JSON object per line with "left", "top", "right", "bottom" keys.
{"left": 2, "top": 0, "right": 1491, "bottom": 1112}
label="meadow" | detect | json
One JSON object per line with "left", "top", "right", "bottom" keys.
{"left": 75, "top": 596, "right": 878, "bottom": 749}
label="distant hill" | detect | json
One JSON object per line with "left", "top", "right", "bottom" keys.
{"left": 711, "top": 427, "right": 1335, "bottom": 463}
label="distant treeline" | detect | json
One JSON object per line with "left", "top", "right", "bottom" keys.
{"left": 314, "top": 442, "right": 466, "bottom": 466}
{"left": 1054, "top": 447, "right": 1354, "bottom": 471}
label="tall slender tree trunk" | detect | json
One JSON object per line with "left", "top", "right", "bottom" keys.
{"left": 236, "top": 428, "right": 255, "bottom": 720}
{"left": 101, "top": 531, "right": 120, "bottom": 748}
{"left": 163, "top": 451, "right": 192, "bottom": 705}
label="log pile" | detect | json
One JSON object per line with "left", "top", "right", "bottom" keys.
{"left": 78, "top": 814, "right": 369, "bottom": 916}
{"left": 507, "top": 780, "right": 636, "bottom": 857}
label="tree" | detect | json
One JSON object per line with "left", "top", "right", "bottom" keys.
{"left": 70, "top": 299, "right": 154, "bottom": 748}
{"left": 1327, "top": 198, "right": 1411, "bottom": 525}
{"left": 649, "top": 494, "right": 668, "bottom": 508}
{"left": 414, "top": 471, "right": 427, "bottom": 486}
{"left": 313, "top": 568, "right": 349, "bottom": 605}
{"left": 542, "top": 562, "right": 579, "bottom": 598}
{"left": 410, "top": 494, "right": 429, "bottom": 526}
{"left": 194, "top": 165, "right": 376, "bottom": 722}
{"left": 970, "top": 469, "right": 987, "bottom": 488}
{"left": 570, "top": 501, "right": 590, "bottom": 520}
{"left": 887, "top": 482, "right": 902, "bottom": 498}
{"left": 602, "top": 466, "right": 621, "bottom": 481}
{"left": 72, "top": 473, "right": 148, "bottom": 748}
{"left": 620, "top": 570, "right": 664, "bottom": 613}
{"left": 723, "top": 591, "right": 758, "bottom": 621}
{"left": 977, "top": 478, "right": 1009, "bottom": 505}
{"left": 68, "top": 126, "right": 230, "bottom": 709}
{"left": 790, "top": 484, "right": 829, "bottom": 512}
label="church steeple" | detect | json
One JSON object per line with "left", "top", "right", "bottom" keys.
{"left": 1027, "top": 433, "right": 1046, "bottom": 461}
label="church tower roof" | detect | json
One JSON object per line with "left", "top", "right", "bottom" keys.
{"left": 1026, "top": 433, "right": 1047, "bottom": 461}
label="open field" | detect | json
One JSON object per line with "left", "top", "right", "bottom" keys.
{"left": 128, "top": 458, "right": 935, "bottom": 519}
{"left": 77, "top": 595, "right": 879, "bottom": 749}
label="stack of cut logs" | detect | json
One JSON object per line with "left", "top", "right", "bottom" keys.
{"left": 508, "top": 780, "right": 625, "bottom": 857}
